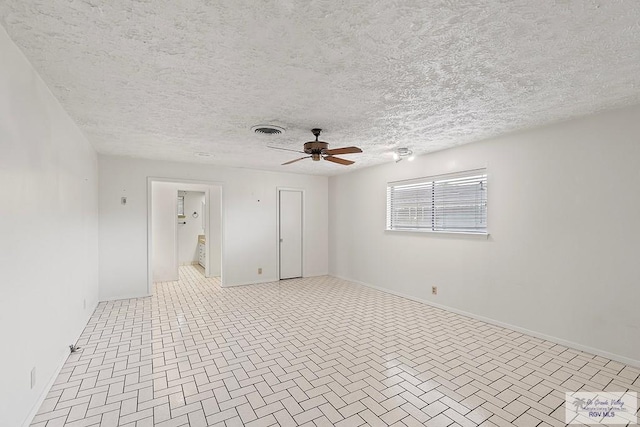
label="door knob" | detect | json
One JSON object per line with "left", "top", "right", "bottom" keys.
{"left": 279, "top": 238, "right": 283, "bottom": 242}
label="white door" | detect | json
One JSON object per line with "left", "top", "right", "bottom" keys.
{"left": 279, "top": 190, "right": 302, "bottom": 279}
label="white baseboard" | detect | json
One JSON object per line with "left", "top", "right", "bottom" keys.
{"left": 332, "top": 274, "right": 640, "bottom": 369}
{"left": 223, "top": 277, "right": 278, "bottom": 287}
{"left": 22, "top": 301, "right": 100, "bottom": 427}
{"left": 222, "top": 273, "right": 327, "bottom": 288}
{"left": 99, "top": 293, "right": 152, "bottom": 302}
{"left": 21, "top": 350, "right": 68, "bottom": 427}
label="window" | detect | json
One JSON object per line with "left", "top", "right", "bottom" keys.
{"left": 386, "top": 169, "right": 487, "bottom": 233}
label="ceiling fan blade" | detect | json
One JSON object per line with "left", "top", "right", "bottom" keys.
{"left": 282, "top": 156, "right": 311, "bottom": 165}
{"left": 268, "top": 146, "right": 306, "bottom": 154}
{"left": 324, "top": 146, "right": 363, "bottom": 155}
{"left": 324, "top": 156, "right": 355, "bottom": 166}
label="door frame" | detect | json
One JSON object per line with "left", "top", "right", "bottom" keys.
{"left": 276, "top": 187, "right": 304, "bottom": 280}
{"left": 147, "top": 177, "right": 225, "bottom": 294}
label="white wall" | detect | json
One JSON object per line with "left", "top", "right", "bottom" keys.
{"left": 151, "top": 182, "right": 178, "bottom": 282}
{"left": 329, "top": 106, "right": 640, "bottom": 365}
{"left": 99, "top": 156, "right": 328, "bottom": 299}
{"left": 209, "top": 186, "right": 222, "bottom": 277}
{"left": 178, "top": 191, "right": 205, "bottom": 265}
{"left": 0, "top": 27, "right": 99, "bottom": 426}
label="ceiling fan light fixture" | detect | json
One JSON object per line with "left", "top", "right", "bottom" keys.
{"left": 251, "top": 124, "right": 285, "bottom": 135}
{"left": 394, "top": 147, "right": 413, "bottom": 163}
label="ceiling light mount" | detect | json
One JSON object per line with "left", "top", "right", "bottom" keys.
{"left": 251, "top": 124, "right": 285, "bottom": 135}
{"left": 393, "top": 147, "right": 414, "bottom": 162}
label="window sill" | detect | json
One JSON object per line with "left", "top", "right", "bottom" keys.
{"left": 385, "top": 229, "right": 489, "bottom": 238}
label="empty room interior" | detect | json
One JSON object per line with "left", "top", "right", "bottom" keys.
{"left": 1, "top": 1, "right": 640, "bottom": 427}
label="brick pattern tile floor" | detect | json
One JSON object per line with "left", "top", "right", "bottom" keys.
{"left": 31, "top": 266, "right": 640, "bottom": 426}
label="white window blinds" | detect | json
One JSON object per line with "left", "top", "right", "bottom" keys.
{"left": 387, "top": 169, "right": 487, "bottom": 233}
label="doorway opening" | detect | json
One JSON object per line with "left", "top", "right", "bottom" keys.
{"left": 148, "top": 178, "right": 223, "bottom": 294}
{"left": 178, "top": 190, "right": 206, "bottom": 278}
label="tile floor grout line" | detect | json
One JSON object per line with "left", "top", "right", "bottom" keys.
{"left": 29, "top": 265, "right": 640, "bottom": 427}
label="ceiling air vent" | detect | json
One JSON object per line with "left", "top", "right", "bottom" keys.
{"left": 251, "top": 125, "right": 285, "bottom": 135}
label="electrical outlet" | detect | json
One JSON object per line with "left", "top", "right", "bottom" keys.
{"left": 30, "top": 367, "right": 36, "bottom": 389}
{"left": 258, "top": 268, "right": 262, "bottom": 274}
{"left": 432, "top": 286, "right": 438, "bottom": 295}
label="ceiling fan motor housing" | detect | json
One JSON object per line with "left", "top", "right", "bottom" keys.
{"left": 304, "top": 141, "right": 329, "bottom": 160}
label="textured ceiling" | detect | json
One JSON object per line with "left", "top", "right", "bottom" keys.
{"left": 2, "top": 1, "right": 640, "bottom": 175}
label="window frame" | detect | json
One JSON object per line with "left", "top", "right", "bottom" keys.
{"left": 386, "top": 168, "right": 488, "bottom": 236}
